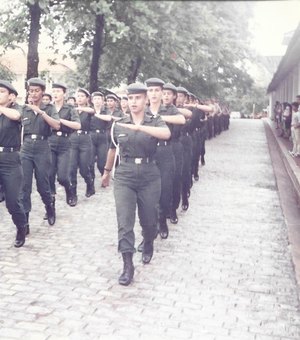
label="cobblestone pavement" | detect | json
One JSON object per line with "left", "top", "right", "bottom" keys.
{"left": 1, "top": 119, "right": 300, "bottom": 340}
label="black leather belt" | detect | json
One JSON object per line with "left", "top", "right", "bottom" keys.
{"left": 181, "top": 132, "right": 190, "bottom": 136}
{"left": 52, "top": 131, "right": 69, "bottom": 137}
{"left": 92, "top": 129, "right": 106, "bottom": 134}
{"left": 24, "top": 134, "right": 47, "bottom": 140}
{"left": 157, "top": 140, "right": 171, "bottom": 146}
{"left": 121, "top": 157, "right": 154, "bottom": 164}
{"left": 0, "top": 146, "right": 20, "bottom": 152}
{"left": 195, "top": 128, "right": 200, "bottom": 131}
{"left": 76, "top": 130, "right": 89, "bottom": 135}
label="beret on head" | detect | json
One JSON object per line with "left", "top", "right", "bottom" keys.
{"left": 106, "top": 93, "right": 119, "bottom": 101}
{"left": 126, "top": 83, "right": 148, "bottom": 95}
{"left": 52, "top": 82, "right": 67, "bottom": 91}
{"left": 27, "top": 77, "right": 46, "bottom": 89}
{"left": 0, "top": 80, "right": 18, "bottom": 96}
{"left": 163, "top": 82, "right": 177, "bottom": 93}
{"left": 177, "top": 86, "right": 188, "bottom": 94}
{"left": 145, "top": 77, "right": 165, "bottom": 87}
{"left": 91, "top": 91, "right": 104, "bottom": 98}
{"left": 77, "top": 88, "right": 90, "bottom": 97}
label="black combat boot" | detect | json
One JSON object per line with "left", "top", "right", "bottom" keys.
{"left": 119, "top": 252, "right": 134, "bottom": 286}
{"left": 14, "top": 225, "right": 26, "bottom": 248}
{"left": 170, "top": 209, "right": 178, "bottom": 224}
{"left": 64, "top": 185, "right": 72, "bottom": 205}
{"left": 159, "top": 215, "right": 169, "bottom": 239}
{"left": 85, "top": 178, "right": 95, "bottom": 198}
{"left": 68, "top": 186, "right": 78, "bottom": 207}
{"left": 46, "top": 200, "right": 56, "bottom": 226}
{"left": 142, "top": 240, "right": 154, "bottom": 264}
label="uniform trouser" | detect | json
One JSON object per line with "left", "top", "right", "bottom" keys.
{"left": 49, "top": 135, "right": 71, "bottom": 195}
{"left": 114, "top": 163, "right": 161, "bottom": 253}
{"left": 20, "top": 139, "right": 53, "bottom": 213}
{"left": 208, "top": 117, "right": 213, "bottom": 139}
{"left": 191, "top": 130, "right": 201, "bottom": 177}
{"left": 90, "top": 131, "right": 108, "bottom": 178}
{"left": 154, "top": 145, "right": 175, "bottom": 219}
{"left": 200, "top": 126, "right": 207, "bottom": 158}
{"left": 180, "top": 134, "right": 193, "bottom": 204}
{"left": 213, "top": 116, "right": 219, "bottom": 136}
{"left": 171, "top": 140, "right": 183, "bottom": 211}
{"left": 69, "top": 134, "right": 93, "bottom": 186}
{"left": 0, "top": 152, "right": 27, "bottom": 227}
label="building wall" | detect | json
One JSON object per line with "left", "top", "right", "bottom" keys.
{"left": 268, "top": 61, "right": 300, "bottom": 118}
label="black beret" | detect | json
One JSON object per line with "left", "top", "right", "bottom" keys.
{"left": 127, "top": 83, "right": 148, "bottom": 95}
{"left": 177, "top": 86, "right": 188, "bottom": 94}
{"left": 145, "top": 77, "right": 165, "bottom": 87}
{"left": 77, "top": 88, "right": 90, "bottom": 97}
{"left": 106, "top": 93, "right": 119, "bottom": 101}
{"left": 163, "top": 83, "right": 177, "bottom": 93}
{"left": 27, "top": 77, "right": 46, "bottom": 88}
{"left": 91, "top": 91, "right": 104, "bottom": 98}
{"left": 0, "top": 80, "right": 18, "bottom": 96}
{"left": 52, "top": 82, "right": 67, "bottom": 91}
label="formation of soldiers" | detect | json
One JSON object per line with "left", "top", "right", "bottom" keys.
{"left": 0, "top": 77, "right": 230, "bottom": 285}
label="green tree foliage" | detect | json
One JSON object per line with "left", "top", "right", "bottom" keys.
{"left": 0, "top": 0, "right": 259, "bottom": 102}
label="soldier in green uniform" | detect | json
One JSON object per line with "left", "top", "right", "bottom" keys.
{"left": 0, "top": 80, "right": 27, "bottom": 247}
{"left": 20, "top": 78, "right": 60, "bottom": 233}
{"left": 101, "top": 83, "right": 171, "bottom": 286}
{"left": 49, "top": 83, "right": 81, "bottom": 206}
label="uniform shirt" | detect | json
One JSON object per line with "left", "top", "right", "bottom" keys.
{"left": 90, "top": 107, "right": 110, "bottom": 131}
{"left": 56, "top": 104, "right": 80, "bottom": 134}
{"left": 177, "top": 105, "right": 193, "bottom": 135}
{"left": 145, "top": 104, "right": 176, "bottom": 142}
{"left": 22, "top": 103, "right": 59, "bottom": 137}
{"left": 78, "top": 110, "right": 93, "bottom": 131}
{"left": 111, "top": 113, "right": 167, "bottom": 159}
{"left": 0, "top": 103, "right": 22, "bottom": 147}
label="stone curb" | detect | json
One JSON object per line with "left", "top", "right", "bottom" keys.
{"left": 264, "top": 118, "right": 300, "bottom": 287}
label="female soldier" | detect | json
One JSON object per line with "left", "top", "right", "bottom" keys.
{"left": 90, "top": 91, "right": 110, "bottom": 178}
{"left": 69, "top": 88, "right": 95, "bottom": 205}
{"left": 0, "top": 80, "right": 27, "bottom": 247}
{"left": 101, "top": 83, "right": 171, "bottom": 286}
{"left": 49, "top": 83, "right": 81, "bottom": 206}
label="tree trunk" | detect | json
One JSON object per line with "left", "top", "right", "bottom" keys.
{"left": 89, "top": 14, "right": 105, "bottom": 93}
{"left": 26, "top": 0, "right": 42, "bottom": 81}
{"left": 127, "top": 56, "right": 142, "bottom": 84}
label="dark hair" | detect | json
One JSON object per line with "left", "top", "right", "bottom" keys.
{"left": 43, "top": 93, "right": 52, "bottom": 101}
{"left": 292, "top": 102, "right": 299, "bottom": 110}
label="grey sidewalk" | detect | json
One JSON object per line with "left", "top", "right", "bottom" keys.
{"left": 1, "top": 119, "right": 300, "bottom": 340}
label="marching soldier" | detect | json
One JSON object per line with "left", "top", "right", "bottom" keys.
{"left": 0, "top": 80, "right": 27, "bottom": 247}
{"left": 101, "top": 83, "right": 171, "bottom": 286}
{"left": 20, "top": 77, "right": 60, "bottom": 233}
{"left": 90, "top": 91, "right": 110, "bottom": 178}
{"left": 49, "top": 83, "right": 81, "bottom": 206}
{"left": 69, "top": 88, "right": 95, "bottom": 205}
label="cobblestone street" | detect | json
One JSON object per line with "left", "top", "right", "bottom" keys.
{"left": 1, "top": 119, "right": 300, "bottom": 340}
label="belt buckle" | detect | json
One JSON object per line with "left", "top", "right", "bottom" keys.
{"left": 31, "top": 134, "right": 37, "bottom": 139}
{"left": 77, "top": 130, "right": 82, "bottom": 134}
{"left": 57, "top": 131, "right": 62, "bottom": 136}
{"left": 96, "top": 129, "right": 100, "bottom": 133}
{"left": 0, "top": 147, "right": 3, "bottom": 152}
{"left": 135, "top": 158, "right": 142, "bottom": 164}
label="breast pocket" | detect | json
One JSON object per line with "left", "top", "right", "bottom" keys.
{"left": 117, "top": 133, "right": 129, "bottom": 145}
{"left": 22, "top": 117, "right": 31, "bottom": 127}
